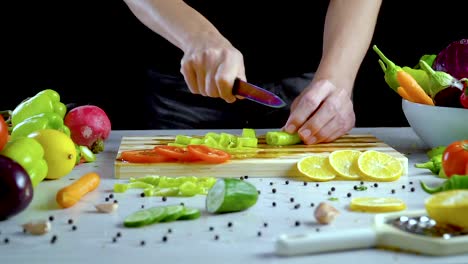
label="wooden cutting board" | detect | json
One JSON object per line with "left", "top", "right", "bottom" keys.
{"left": 114, "top": 134, "right": 408, "bottom": 179}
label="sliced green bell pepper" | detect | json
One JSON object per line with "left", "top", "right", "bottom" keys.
{"left": 10, "top": 112, "right": 69, "bottom": 140}
{"left": 11, "top": 89, "right": 66, "bottom": 127}
{"left": 0, "top": 137, "right": 48, "bottom": 187}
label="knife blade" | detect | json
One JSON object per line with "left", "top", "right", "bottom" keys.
{"left": 232, "top": 78, "right": 287, "bottom": 108}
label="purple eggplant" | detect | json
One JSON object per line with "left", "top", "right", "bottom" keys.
{"left": 0, "top": 155, "right": 33, "bottom": 221}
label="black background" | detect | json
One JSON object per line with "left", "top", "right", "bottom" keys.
{"left": 1, "top": 1, "right": 466, "bottom": 129}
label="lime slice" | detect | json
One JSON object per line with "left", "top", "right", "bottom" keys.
{"left": 297, "top": 155, "right": 336, "bottom": 181}
{"left": 349, "top": 197, "right": 406, "bottom": 213}
{"left": 328, "top": 150, "right": 362, "bottom": 180}
{"left": 357, "top": 150, "right": 403, "bottom": 182}
{"left": 425, "top": 190, "right": 468, "bottom": 229}
{"left": 206, "top": 178, "right": 258, "bottom": 214}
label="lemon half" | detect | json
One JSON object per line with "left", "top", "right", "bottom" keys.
{"left": 425, "top": 190, "right": 468, "bottom": 229}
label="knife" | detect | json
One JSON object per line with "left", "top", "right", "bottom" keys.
{"left": 232, "top": 78, "right": 287, "bottom": 108}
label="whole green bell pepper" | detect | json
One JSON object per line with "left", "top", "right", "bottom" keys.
{"left": 0, "top": 137, "right": 48, "bottom": 187}
{"left": 11, "top": 89, "right": 66, "bottom": 127}
{"left": 10, "top": 112, "right": 69, "bottom": 140}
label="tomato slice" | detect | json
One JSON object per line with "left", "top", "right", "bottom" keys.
{"left": 153, "top": 145, "right": 198, "bottom": 162}
{"left": 187, "top": 145, "right": 231, "bottom": 164}
{"left": 119, "top": 149, "right": 175, "bottom": 163}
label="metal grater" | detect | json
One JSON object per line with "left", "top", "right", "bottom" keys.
{"left": 389, "top": 215, "right": 468, "bottom": 238}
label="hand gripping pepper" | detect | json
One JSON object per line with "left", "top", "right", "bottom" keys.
{"left": 10, "top": 112, "right": 70, "bottom": 140}
{"left": 11, "top": 89, "right": 66, "bottom": 127}
{"left": 0, "top": 137, "right": 48, "bottom": 187}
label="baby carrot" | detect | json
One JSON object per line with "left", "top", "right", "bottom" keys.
{"left": 56, "top": 172, "right": 101, "bottom": 208}
{"left": 396, "top": 70, "right": 434, "bottom": 105}
{"left": 396, "top": 86, "right": 413, "bottom": 102}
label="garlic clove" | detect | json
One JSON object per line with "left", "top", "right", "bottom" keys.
{"left": 314, "top": 202, "right": 340, "bottom": 225}
{"left": 95, "top": 203, "right": 119, "bottom": 213}
{"left": 22, "top": 220, "right": 51, "bottom": 235}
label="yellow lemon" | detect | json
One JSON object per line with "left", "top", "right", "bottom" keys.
{"left": 425, "top": 190, "right": 468, "bottom": 229}
{"left": 297, "top": 155, "right": 336, "bottom": 181}
{"left": 349, "top": 197, "right": 407, "bottom": 213}
{"left": 328, "top": 150, "right": 362, "bottom": 180}
{"left": 357, "top": 150, "right": 403, "bottom": 182}
{"left": 28, "top": 129, "right": 77, "bottom": 180}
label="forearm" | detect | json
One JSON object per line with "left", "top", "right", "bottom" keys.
{"left": 123, "top": 0, "right": 227, "bottom": 52}
{"left": 315, "top": 0, "right": 382, "bottom": 92}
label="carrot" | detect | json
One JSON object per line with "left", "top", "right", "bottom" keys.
{"left": 56, "top": 172, "right": 101, "bottom": 208}
{"left": 396, "top": 86, "right": 413, "bottom": 102}
{"left": 396, "top": 70, "right": 434, "bottom": 105}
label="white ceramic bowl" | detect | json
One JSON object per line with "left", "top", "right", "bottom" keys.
{"left": 402, "top": 99, "right": 468, "bottom": 148}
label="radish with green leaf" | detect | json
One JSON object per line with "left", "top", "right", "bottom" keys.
{"left": 64, "top": 105, "right": 111, "bottom": 153}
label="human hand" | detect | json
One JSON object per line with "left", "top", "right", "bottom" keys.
{"left": 283, "top": 79, "right": 355, "bottom": 144}
{"left": 180, "top": 36, "right": 246, "bottom": 103}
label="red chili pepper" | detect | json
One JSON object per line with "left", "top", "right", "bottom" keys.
{"left": 461, "top": 79, "right": 468, "bottom": 109}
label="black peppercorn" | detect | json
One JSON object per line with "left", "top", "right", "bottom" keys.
{"left": 294, "top": 204, "right": 300, "bottom": 209}
{"left": 140, "top": 240, "right": 146, "bottom": 246}
{"left": 105, "top": 197, "right": 110, "bottom": 202}
{"left": 257, "top": 231, "right": 262, "bottom": 237}
{"left": 272, "top": 188, "right": 276, "bottom": 193}
{"left": 391, "top": 189, "right": 395, "bottom": 194}
{"left": 402, "top": 185, "right": 406, "bottom": 189}
{"left": 72, "top": 225, "right": 77, "bottom": 231}
{"left": 112, "top": 237, "right": 117, "bottom": 243}
{"left": 244, "top": 175, "right": 249, "bottom": 179}
{"left": 141, "top": 205, "right": 145, "bottom": 208}
{"left": 285, "top": 180, "right": 289, "bottom": 185}
{"left": 294, "top": 221, "right": 300, "bottom": 226}
{"left": 227, "top": 222, "right": 233, "bottom": 228}
{"left": 116, "top": 232, "right": 122, "bottom": 238}
{"left": 303, "top": 182, "right": 308, "bottom": 186}
{"left": 51, "top": 235, "right": 57, "bottom": 244}
{"left": 328, "top": 191, "right": 332, "bottom": 195}
{"left": 140, "top": 192, "right": 145, "bottom": 197}
{"left": 4, "top": 238, "right": 9, "bottom": 244}
{"left": 410, "top": 187, "right": 415, "bottom": 192}
{"left": 162, "top": 236, "right": 168, "bottom": 242}
{"left": 49, "top": 216, "right": 54, "bottom": 221}
{"left": 214, "top": 235, "right": 219, "bottom": 240}
{"left": 168, "top": 228, "right": 172, "bottom": 233}
{"left": 316, "top": 183, "right": 319, "bottom": 187}
{"left": 270, "top": 182, "right": 274, "bottom": 186}
{"left": 290, "top": 197, "right": 294, "bottom": 203}
{"left": 68, "top": 219, "right": 73, "bottom": 225}
{"left": 162, "top": 196, "right": 167, "bottom": 202}
{"left": 331, "top": 187, "right": 335, "bottom": 191}
{"left": 209, "top": 226, "right": 214, "bottom": 231}
{"left": 272, "top": 202, "right": 276, "bottom": 207}
{"left": 374, "top": 183, "right": 378, "bottom": 187}
{"left": 109, "top": 194, "right": 114, "bottom": 199}
{"left": 347, "top": 193, "right": 352, "bottom": 198}
{"left": 263, "top": 222, "right": 268, "bottom": 227}
{"left": 310, "top": 202, "right": 315, "bottom": 207}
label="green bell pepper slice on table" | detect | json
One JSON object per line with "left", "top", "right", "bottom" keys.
{"left": 10, "top": 112, "right": 70, "bottom": 140}
{"left": 11, "top": 89, "right": 66, "bottom": 127}
{"left": 0, "top": 137, "right": 48, "bottom": 187}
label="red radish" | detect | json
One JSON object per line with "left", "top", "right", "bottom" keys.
{"left": 64, "top": 105, "right": 111, "bottom": 153}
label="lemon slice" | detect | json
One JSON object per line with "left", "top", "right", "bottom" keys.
{"left": 297, "top": 155, "right": 336, "bottom": 181}
{"left": 328, "top": 150, "right": 362, "bottom": 180}
{"left": 425, "top": 190, "right": 468, "bottom": 229}
{"left": 349, "top": 197, "right": 407, "bottom": 213}
{"left": 357, "top": 150, "right": 403, "bottom": 182}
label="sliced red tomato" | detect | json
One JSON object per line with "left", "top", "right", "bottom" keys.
{"left": 187, "top": 145, "right": 231, "bottom": 164}
{"left": 119, "top": 149, "right": 175, "bottom": 163}
{"left": 153, "top": 145, "right": 198, "bottom": 162}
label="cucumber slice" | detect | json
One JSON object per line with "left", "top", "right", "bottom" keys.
{"left": 79, "top": 145, "right": 96, "bottom": 162}
{"left": 147, "top": 206, "right": 168, "bottom": 224}
{"left": 160, "top": 205, "right": 186, "bottom": 222}
{"left": 206, "top": 178, "right": 259, "bottom": 214}
{"left": 123, "top": 209, "right": 155, "bottom": 228}
{"left": 178, "top": 207, "right": 201, "bottom": 220}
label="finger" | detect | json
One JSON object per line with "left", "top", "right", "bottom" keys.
{"left": 180, "top": 60, "right": 199, "bottom": 95}
{"left": 284, "top": 80, "right": 333, "bottom": 134}
{"left": 215, "top": 62, "right": 238, "bottom": 103}
{"left": 303, "top": 115, "right": 341, "bottom": 144}
{"left": 205, "top": 73, "right": 220, "bottom": 98}
{"left": 195, "top": 66, "right": 207, "bottom": 96}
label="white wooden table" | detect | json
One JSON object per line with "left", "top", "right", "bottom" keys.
{"left": 1, "top": 127, "right": 465, "bottom": 264}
